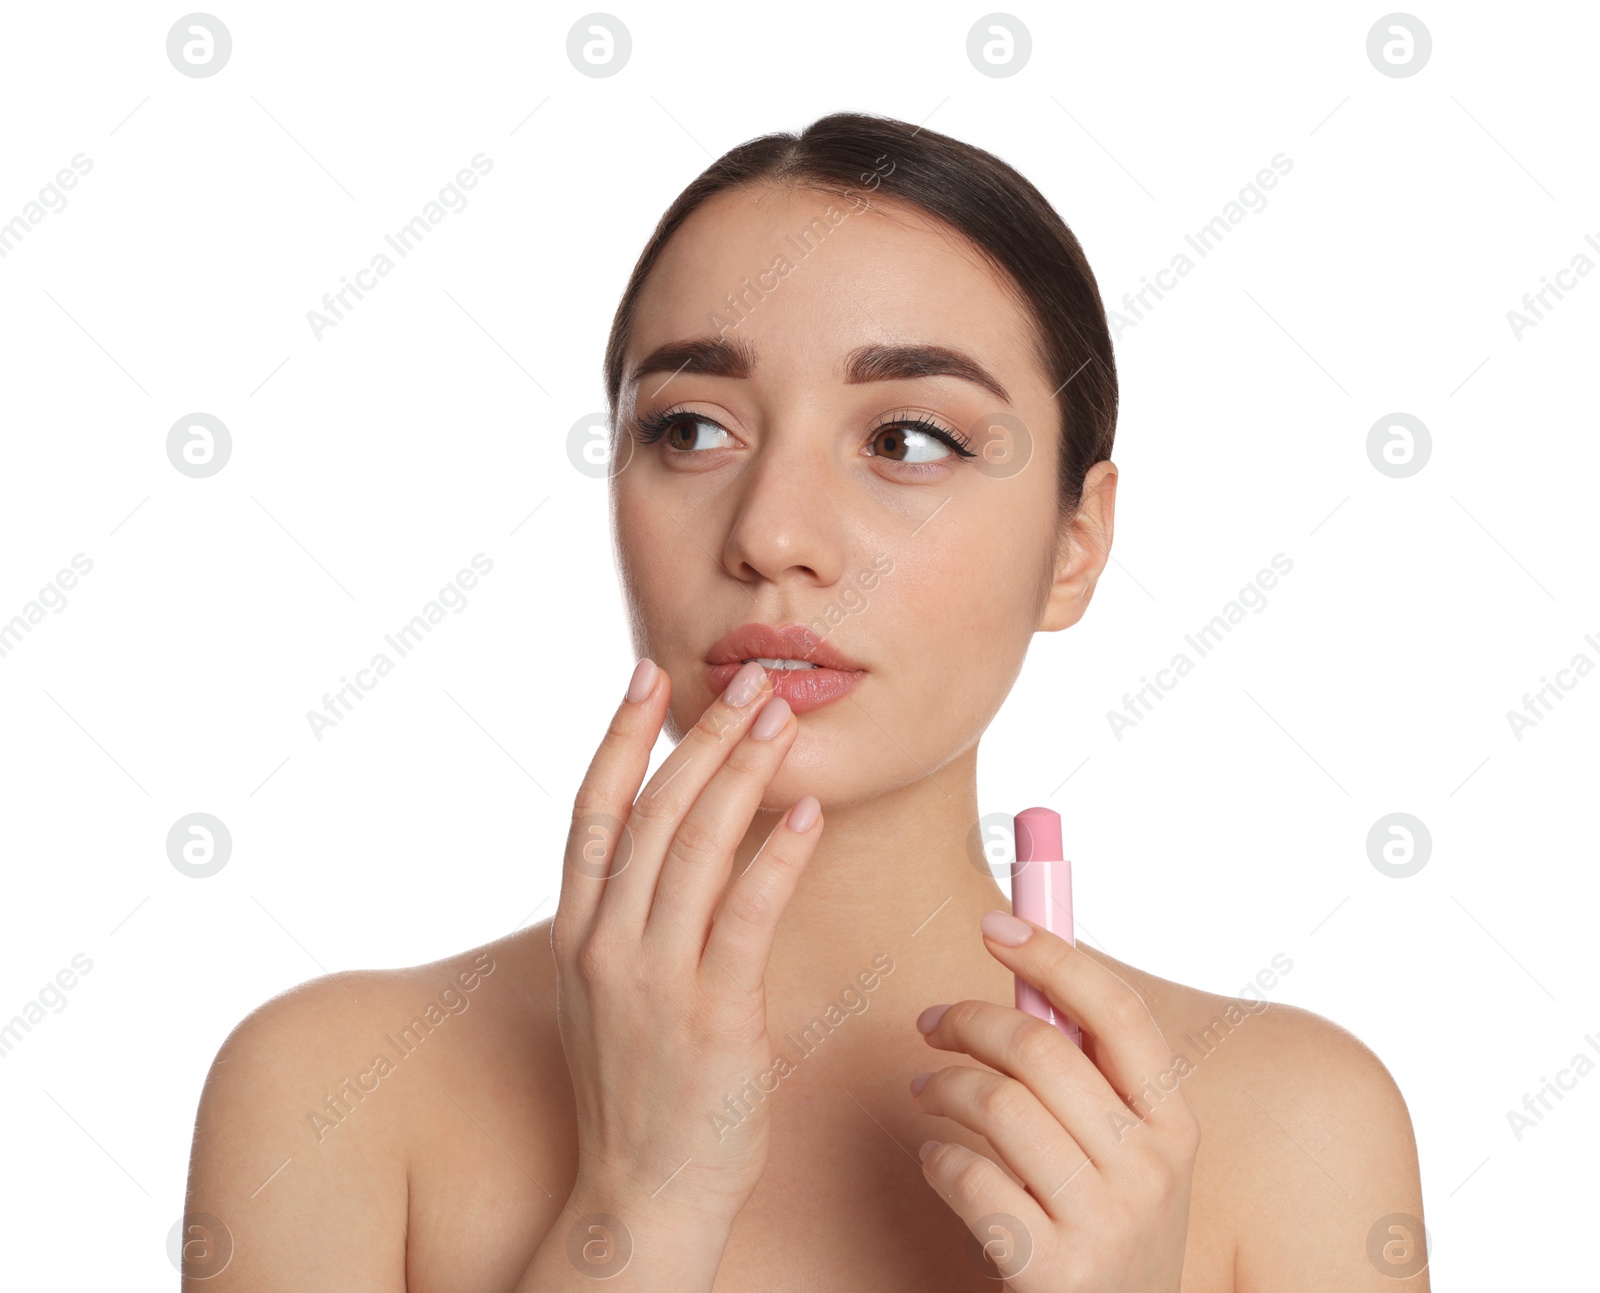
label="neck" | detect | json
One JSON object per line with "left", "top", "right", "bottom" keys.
{"left": 731, "top": 744, "right": 1017, "bottom": 1046}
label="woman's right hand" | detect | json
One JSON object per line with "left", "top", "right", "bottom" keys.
{"left": 551, "top": 656, "right": 822, "bottom": 1233}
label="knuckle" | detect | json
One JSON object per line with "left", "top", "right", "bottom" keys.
{"left": 668, "top": 812, "right": 719, "bottom": 866}
{"left": 976, "top": 1077, "right": 1027, "bottom": 1124}
{"left": 719, "top": 878, "right": 770, "bottom": 931}
{"left": 1012, "top": 1018, "right": 1063, "bottom": 1071}
{"left": 1103, "top": 987, "right": 1150, "bottom": 1034}
{"left": 944, "top": 1151, "right": 992, "bottom": 1202}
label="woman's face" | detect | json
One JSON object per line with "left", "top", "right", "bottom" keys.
{"left": 610, "top": 183, "right": 1106, "bottom": 810}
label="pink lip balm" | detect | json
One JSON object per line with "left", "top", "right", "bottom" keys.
{"left": 1011, "top": 806, "right": 1082, "bottom": 1049}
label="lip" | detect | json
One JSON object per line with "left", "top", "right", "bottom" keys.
{"left": 704, "top": 622, "right": 868, "bottom": 715}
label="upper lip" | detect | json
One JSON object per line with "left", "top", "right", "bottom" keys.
{"left": 706, "top": 622, "right": 867, "bottom": 671}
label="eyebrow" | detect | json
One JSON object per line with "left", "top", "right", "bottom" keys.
{"left": 628, "top": 336, "right": 1011, "bottom": 405}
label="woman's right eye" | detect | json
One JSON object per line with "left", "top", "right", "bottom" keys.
{"left": 634, "top": 412, "right": 735, "bottom": 453}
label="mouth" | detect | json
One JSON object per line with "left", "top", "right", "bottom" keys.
{"left": 704, "top": 622, "right": 867, "bottom": 715}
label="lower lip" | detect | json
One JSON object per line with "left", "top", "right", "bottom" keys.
{"left": 704, "top": 661, "right": 867, "bottom": 714}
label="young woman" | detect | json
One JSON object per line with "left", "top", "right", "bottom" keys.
{"left": 183, "top": 112, "right": 1427, "bottom": 1291}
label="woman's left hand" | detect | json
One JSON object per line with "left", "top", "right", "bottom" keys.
{"left": 908, "top": 909, "right": 1200, "bottom": 1291}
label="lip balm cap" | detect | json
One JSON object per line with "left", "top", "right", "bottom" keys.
{"left": 1014, "top": 806, "right": 1062, "bottom": 862}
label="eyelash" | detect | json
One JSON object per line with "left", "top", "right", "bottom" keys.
{"left": 630, "top": 405, "right": 978, "bottom": 464}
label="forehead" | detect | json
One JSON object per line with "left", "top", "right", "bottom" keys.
{"left": 627, "top": 184, "right": 1047, "bottom": 399}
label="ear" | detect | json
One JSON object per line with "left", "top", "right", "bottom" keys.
{"left": 1038, "top": 460, "right": 1117, "bottom": 633}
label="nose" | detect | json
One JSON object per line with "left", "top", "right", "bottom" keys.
{"left": 720, "top": 428, "right": 847, "bottom": 589}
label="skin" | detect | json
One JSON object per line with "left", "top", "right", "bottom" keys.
{"left": 182, "top": 184, "right": 1429, "bottom": 1291}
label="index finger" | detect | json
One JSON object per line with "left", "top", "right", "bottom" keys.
{"left": 980, "top": 915, "right": 1193, "bottom": 1138}
{"left": 557, "top": 658, "right": 671, "bottom": 939}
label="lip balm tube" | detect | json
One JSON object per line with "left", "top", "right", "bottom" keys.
{"left": 1011, "top": 806, "right": 1082, "bottom": 1049}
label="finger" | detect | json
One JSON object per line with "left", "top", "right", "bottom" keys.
{"left": 646, "top": 693, "right": 799, "bottom": 954}
{"left": 557, "top": 658, "right": 672, "bottom": 942}
{"left": 918, "top": 999, "right": 1127, "bottom": 1164}
{"left": 979, "top": 914, "right": 1192, "bottom": 1139}
{"left": 912, "top": 1064, "right": 1098, "bottom": 1217}
{"left": 598, "top": 660, "right": 777, "bottom": 935}
{"left": 916, "top": 1140, "right": 1049, "bottom": 1282}
{"left": 699, "top": 793, "right": 822, "bottom": 991}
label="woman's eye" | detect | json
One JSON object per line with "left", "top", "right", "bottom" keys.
{"left": 650, "top": 415, "right": 734, "bottom": 452}
{"left": 870, "top": 423, "right": 956, "bottom": 464}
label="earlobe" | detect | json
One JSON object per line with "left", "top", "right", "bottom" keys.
{"left": 1036, "top": 461, "right": 1117, "bottom": 633}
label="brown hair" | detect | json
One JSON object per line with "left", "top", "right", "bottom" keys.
{"left": 603, "top": 110, "right": 1117, "bottom": 515}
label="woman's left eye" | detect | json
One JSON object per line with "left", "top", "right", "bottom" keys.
{"left": 868, "top": 422, "right": 974, "bottom": 465}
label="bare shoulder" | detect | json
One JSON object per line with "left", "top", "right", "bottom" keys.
{"left": 183, "top": 927, "right": 563, "bottom": 1289}
{"left": 1084, "top": 948, "right": 1430, "bottom": 1291}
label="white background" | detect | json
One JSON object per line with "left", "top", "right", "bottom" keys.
{"left": 1, "top": 1, "right": 1595, "bottom": 1286}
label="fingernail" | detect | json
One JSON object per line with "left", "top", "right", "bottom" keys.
{"left": 916, "top": 1003, "right": 950, "bottom": 1035}
{"left": 751, "top": 695, "right": 792, "bottom": 740}
{"left": 724, "top": 660, "right": 766, "bottom": 706}
{"left": 918, "top": 1139, "right": 941, "bottom": 1162}
{"left": 626, "top": 658, "right": 657, "bottom": 703}
{"left": 787, "top": 795, "right": 820, "bottom": 832}
{"left": 909, "top": 1071, "right": 933, "bottom": 1096}
{"left": 981, "top": 909, "right": 1033, "bottom": 946}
